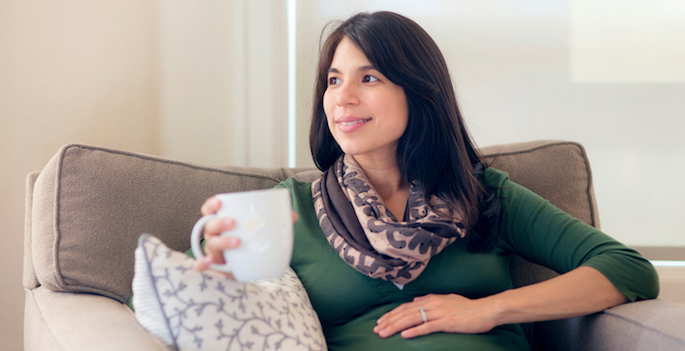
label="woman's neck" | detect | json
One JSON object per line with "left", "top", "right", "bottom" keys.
{"left": 352, "top": 154, "right": 410, "bottom": 219}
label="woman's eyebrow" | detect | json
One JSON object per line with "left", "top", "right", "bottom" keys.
{"left": 327, "top": 65, "right": 377, "bottom": 74}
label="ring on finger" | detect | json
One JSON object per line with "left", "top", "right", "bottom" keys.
{"left": 419, "top": 307, "right": 427, "bottom": 324}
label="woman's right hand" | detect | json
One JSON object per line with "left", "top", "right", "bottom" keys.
{"left": 192, "top": 196, "right": 241, "bottom": 277}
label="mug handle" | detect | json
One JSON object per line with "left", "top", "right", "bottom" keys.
{"left": 190, "top": 214, "right": 233, "bottom": 273}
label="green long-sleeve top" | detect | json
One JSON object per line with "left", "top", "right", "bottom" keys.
{"left": 276, "top": 167, "right": 659, "bottom": 351}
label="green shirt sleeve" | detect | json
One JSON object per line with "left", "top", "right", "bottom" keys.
{"left": 485, "top": 168, "right": 659, "bottom": 302}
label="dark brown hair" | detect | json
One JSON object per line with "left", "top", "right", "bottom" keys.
{"left": 310, "top": 11, "right": 498, "bottom": 250}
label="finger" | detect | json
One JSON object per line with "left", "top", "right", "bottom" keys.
{"left": 375, "top": 295, "right": 441, "bottom": 337}
{"left": 201, "top": 217, "right": 238, "bottom": 264}
{"left": 377, "top": 300, "right": 422, "bottom": 326}
{"left": 203, "top": 217, "right": 235, "bottom": 239}
{"left": 378, "top": 294, "right": 435, "bottom": 325}
{"left": 193, "top": 258, "right": 237, "bottom": 281}
{"left": 375, "top": 312, "right": 424, "bottom": 338}
{"left": 201, "top": 197, "right": 222, "bottom": 216}
{"left": 400, "top": 320, "right": 440, "bottom": 339}
{"left": 413, "top": 294, "right": 432, "bottom": 302}
{"left": 375, "top": 306, "right": 426, "bottom": 338}
{"left": 204, "top": 236, "right": 241, "bottom": 264}
{"left": 292, "top": 211, "right": 298, "bottom": 223}
{"left": 193, "top": 256, "right": 213, "bottom": 271}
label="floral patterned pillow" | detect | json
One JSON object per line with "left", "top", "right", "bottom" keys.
{"left": 132, "top": 234, "right": 327, "bottom": 351}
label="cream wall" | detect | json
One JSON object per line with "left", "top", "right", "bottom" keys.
{"left": 1, "top": 2, "right": 159, "bottom": 349}
{"left": 0, "top": 1, "right": 287, "bottom": 349}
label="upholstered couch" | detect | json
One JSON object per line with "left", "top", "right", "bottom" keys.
{"left": 24, "top": 140, "right": 685, "bottom": 350}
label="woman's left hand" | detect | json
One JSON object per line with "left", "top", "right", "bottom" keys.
{"left": 373, "top": 294, "right": 498, "bottom": 339}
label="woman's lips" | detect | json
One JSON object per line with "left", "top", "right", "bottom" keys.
{"left": 337, "top": 117, "right": 371, "bottom": 133}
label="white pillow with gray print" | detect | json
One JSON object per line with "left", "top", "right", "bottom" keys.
{"left": 132, "top": 234, "right": 327, "bottom": 351}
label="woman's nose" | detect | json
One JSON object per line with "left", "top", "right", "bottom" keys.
{"left": 336, "top": 82, "right": 360, "bottom": 106}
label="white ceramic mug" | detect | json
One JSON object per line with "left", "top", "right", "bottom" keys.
{"left": 190, "top": 188, "right": 293, "bottom": 282}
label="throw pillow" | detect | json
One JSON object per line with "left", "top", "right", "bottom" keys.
{"left": 132, "top": 234, "right": 327, "bottom": 351}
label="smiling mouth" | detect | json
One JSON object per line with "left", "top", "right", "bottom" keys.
{"left": 338, "top": 118, "right": 371, "bottom": 126}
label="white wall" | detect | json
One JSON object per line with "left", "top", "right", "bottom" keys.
{"left": 293, "top": 0, "right": 685, "bottom": 248}
{"left": 157, "top": 0, "right": 288, "bottom": 168}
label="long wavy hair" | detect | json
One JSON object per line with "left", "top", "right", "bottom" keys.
{"left": 309, "top": 11, "right": 499, "bottom": 251}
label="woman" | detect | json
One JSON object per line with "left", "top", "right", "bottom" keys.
{"left": 196, "top": 11, "right": 658, "bottom": 350}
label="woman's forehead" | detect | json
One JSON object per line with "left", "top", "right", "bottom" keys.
{"left": 329, "top": 37, "right": 372, "bottom": 69}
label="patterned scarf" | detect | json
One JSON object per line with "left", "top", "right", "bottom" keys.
{"left": 311, "top": 155, "right": 466, "bottom": 284}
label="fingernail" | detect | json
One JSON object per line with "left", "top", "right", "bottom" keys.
{"left": 227, "top": 237, "right": 240, "bottom": 246}
{"left": 221, "top": 218, "right": 234, "bottom": 227}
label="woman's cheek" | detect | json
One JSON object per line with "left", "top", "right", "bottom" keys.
{"left": 323, "top": 92, "right": 334, "bottom": 118}
{"left": 322, "top": 95, "right": 336, "bottom": 134}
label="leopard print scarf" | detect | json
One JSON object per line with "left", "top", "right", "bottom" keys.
{"left": 311, "top": 155, "right": 466, "bottom": 284}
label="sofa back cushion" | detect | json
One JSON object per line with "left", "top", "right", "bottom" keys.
{"left": 479, "top": 140, "right": 599, "bottom": 288}
{"left": 26, "top": 140, "right": 598, "bottom": 304}
{"left": 30, "top": 144, "right": 293, "bottom": 303}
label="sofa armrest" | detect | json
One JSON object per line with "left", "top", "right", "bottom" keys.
{"left": 577, "top": 299, "right": 685, "bottom": 350}
{"left": 25, "top": 287, "right": 168, "bottom": 351}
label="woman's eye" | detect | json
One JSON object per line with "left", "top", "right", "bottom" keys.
{"left": 328, "top": 77, "right": 341, "bottom": 86}
{"left": 363, "top": 75, "right": 379, "bottom": 83}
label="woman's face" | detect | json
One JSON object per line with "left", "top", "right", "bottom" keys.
{"left": 323, "top": 37, "right": 408, "bottom": 163}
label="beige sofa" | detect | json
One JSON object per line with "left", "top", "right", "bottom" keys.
{"left": 24, "top": 140, "right": 685, "bottom": 350}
